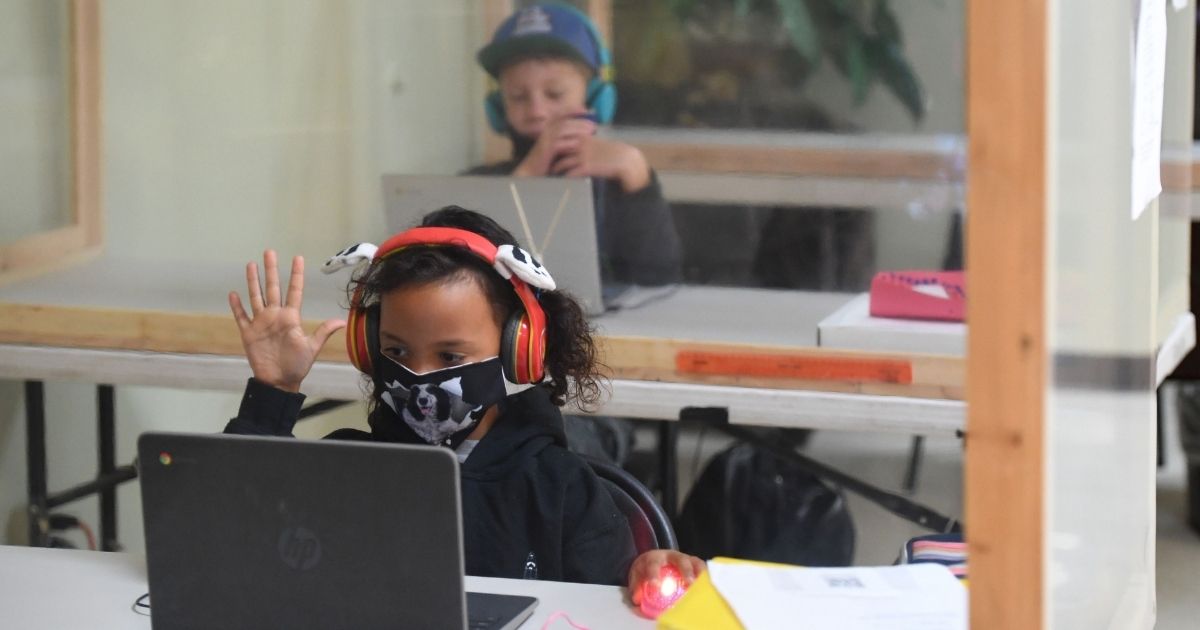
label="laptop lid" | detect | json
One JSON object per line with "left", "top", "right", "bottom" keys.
{"left": 138, "top": 432, "right": 527, "bottom": 630}
{"left": 381, "top": 174, "right": 604, "bottom": 315}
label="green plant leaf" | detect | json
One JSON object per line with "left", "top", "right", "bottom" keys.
{"left": 872, "top": 0, "right": 903, "bottom": 44}
{"left": 846, "top": 36, "right": 870, "bottom": 104}
{"left": 669, "top": 0, "right": 700, "bottom": 20}
{"left": 868, "top": 38, "right": 925, "bottom": 122}
{"left": 828, "top": 0, "right": 856, "bottom": 16}
{"left": 777, "top": 0, "right": 821, "bottom": 64}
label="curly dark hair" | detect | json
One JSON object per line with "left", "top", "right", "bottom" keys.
{"left": 349, "top": 205, "right": 604, "bottom": 409}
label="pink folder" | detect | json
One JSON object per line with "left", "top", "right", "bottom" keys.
{"left": 868, "top": 270, "right": 966, "bottom": 322}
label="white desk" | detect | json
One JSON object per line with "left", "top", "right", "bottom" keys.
{"left": 818, "top": 292, "right": 1197, "bottom": 387}
{"left": 0, "top": 545, "right": 650, "bottom": 629}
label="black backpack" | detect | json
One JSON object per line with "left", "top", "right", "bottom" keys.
{"left": 676, "top": 441, "right": 855, "bottom": 567}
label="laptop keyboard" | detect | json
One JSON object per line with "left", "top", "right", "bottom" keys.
{"left": 465, "top": 591, "right": 537, "bottom": 630}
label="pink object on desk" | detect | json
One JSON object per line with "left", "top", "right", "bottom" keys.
{"left": 637, "top": 564, "right": 688, "bottom": 619}
{"left": 869, "top": 270, "right": 966, "bottom": 322}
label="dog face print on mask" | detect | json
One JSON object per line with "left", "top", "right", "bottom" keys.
{"left": 377, "top": 356, "right": 509, "bottom": 446}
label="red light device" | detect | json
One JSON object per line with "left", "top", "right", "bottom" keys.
{"left": 638, "top": 564, "right": 688, "bottom": 619}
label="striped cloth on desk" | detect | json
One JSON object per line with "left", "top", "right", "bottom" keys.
{"left": 898, "top": 533, "right": 967, "bottom": 581}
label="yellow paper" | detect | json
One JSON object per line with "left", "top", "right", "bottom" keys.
{"left": 656, "top": 557, "right": 797, "bottom": 630}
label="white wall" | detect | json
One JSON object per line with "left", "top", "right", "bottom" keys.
{"left": 1, "top": 0, "right": 482, "bottom": 550}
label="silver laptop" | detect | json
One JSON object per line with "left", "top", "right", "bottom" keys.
{"left": 382, "top": 174, "right": 604, "bottom": 315}
{"left": 138, "top": 432, "right": 537, "bottom": 630}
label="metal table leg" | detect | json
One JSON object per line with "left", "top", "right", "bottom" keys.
{"left": 25, "top": 381, "right": 48, "bottom": 547}
{"left": 902, "top": 435, "right": 926, "bottom": 493}
{"left": 657, "top": 421, "right": 679, "bottom": 521}
{"left": 97, "top": 385, "right": 117, "bottom": 551}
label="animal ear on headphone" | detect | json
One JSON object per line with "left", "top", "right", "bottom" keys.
{"left": 484, "top": 90, "right": 509, "bottom": 134}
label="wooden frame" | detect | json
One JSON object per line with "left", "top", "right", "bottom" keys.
{"left": 0, "top": 0, "right": 103, "bottom": 284}
{"left": 965, "top": 0, "right": 1046, "bottom": 628}
{"left": 0, "top": 302, "right": 965, "bottom": 400}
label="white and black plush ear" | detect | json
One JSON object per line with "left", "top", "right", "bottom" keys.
{"left": 493, "top": 244, "right": 556, "bottom": 290}
{"left": 322, "top": 242, "right": 378, "bottom": 274}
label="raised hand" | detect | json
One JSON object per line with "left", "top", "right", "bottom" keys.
{"left": 228, "top": 250, "right": 346, "bottom": 393}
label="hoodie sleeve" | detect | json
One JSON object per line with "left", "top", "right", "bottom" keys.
{"left": 560, "top": 463, "right": 638, "bottom": 586}
{"left": 223, "top": 378, "right": 305, "bottom": 436}
{"left": 598, "top": 172, "right": 683, "bottom": 286}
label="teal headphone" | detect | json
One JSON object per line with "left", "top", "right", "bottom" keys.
{"left": 483, "top": 4, "right": 616, "bottom": 134}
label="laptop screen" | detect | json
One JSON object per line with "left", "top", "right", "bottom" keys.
{"left": 381, "top": 175, "right": 603, "bottom": 315}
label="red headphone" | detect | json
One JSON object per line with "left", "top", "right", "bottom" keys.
{"left": 346, "top": 227, "right": 548, "bottom": 384}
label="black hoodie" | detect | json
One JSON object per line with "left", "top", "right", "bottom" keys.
{"left": 224, "top": 378, "right": 638, "bottom": 586}
{"left": 464, "top": 134, "right": 683, "bottom": 287}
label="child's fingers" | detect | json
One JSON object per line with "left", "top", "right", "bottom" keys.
{"left": 638, "top": 555, "right": 668, "bottom": 587}
{"left": 228, "top": 291, "right": 251, "bottom": 330}
{"left": 245, "top": 262, "right": 264, "bottom": 314}
{"left": 551, "top": 154, "right": 583, "bottom": 175}
{"left": 263, "top": 250, "right": 281, "bottom": 307}
{"left": 286, "top": 255, "right": 305, "bottom": 310}
{"left": 309, "top": 319, "right": 347, "bottom": 354}
{"left": 551, "top": 137, "right": 583, "bottom": 156}
{"left": 564, "top": 118, "right": 596, "bottom": 133}
{"left": 548, "top": 119, "right": 595, "bottom": 141}
{"left": 671, "top": 553, "right": 703, "bottom": 582}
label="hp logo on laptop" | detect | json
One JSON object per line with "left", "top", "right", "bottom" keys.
{"left": 277, "top": 526, "right": 322, "bottom": 571}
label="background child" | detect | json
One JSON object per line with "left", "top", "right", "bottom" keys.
{"left": 469, "top": 2, "right": 682, "bottom": 288}
{"left": 225, "top": 205, "right": 702, "bottom": 593}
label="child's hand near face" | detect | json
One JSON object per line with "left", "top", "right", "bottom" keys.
{"left": 228, "top": 250, "right": 346, "bottom": 393}
{"left": 627, "top": 549, "right": 706, "bottom": 607}
{"left": 513, "top": 113, "right": 596, "bottom": 179}
{"left": 550, "top": 136, "right": 651, "bottom": 193}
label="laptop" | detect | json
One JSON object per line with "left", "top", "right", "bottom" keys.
{"left": 381, "top": 174, "right": 605, "bottom": 315}
{"left": 138, "top": 432, "right": 538, "bottom": 630}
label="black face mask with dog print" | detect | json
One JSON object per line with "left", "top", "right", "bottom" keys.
{"left": 376, "top": 355, "right": 509, "bottom": 448}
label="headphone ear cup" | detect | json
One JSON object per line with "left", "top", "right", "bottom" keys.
{"left": 363, "top": 304, "right": 381, "bottom": 376}
{"left": 500, "top": 311, "right": 527, "bottom": 384}
{"left": 484, "top": 90, "right": 509, "bottom": 134}
{"left": 347, "top": 304, "right": 381, "bottom": 376}
{"left": 586, "top": 79, "right": 616, "bottom": 124}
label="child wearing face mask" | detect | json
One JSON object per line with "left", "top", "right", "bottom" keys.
{"left": 466, "top": 2, "right": 682, "bottom": 288}
{"left": 224, "top": 205, "right": 704, "bottom": 595}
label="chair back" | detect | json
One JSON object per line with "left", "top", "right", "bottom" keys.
{"left": 585, "top": 456, "right": 678, "bottom": 552}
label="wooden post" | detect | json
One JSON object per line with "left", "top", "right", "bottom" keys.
{"left": 966, "top": 0, "right": 1047, "bottom": 628}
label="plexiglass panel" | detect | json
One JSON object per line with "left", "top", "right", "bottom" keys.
{"left": 73, "top": 0, "right": 972, "bottom": 565}
{"left": 0, "top": 1, "right": 71, "bottom": 246}
{"left": 1045, "top": 0, "right": 1186, "bottom": 626}
{"left": 606, "top": 0, "right": 966, "bottom": 293}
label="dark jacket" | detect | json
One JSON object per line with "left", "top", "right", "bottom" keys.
{"left": 465, "top": 135, "right": 683, "bottom": 286}
{"left": 225, "top": 378, "right": 638, "bottom": 586}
